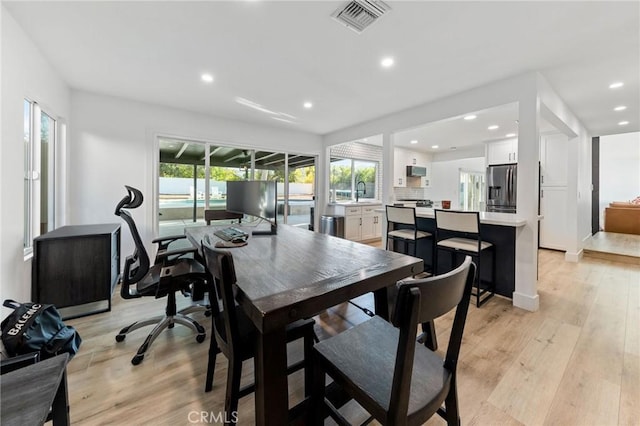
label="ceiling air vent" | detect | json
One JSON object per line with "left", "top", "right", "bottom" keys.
{"left": 331, "top": 0, "right": 390, "bottom": 34}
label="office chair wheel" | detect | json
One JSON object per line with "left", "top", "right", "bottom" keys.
{"left": 131, "top": 354, "right": 144, "bottom": 365}
{"left": 204, "top": 310, "right": 212, "bottom": 317}
{"left": 169, "top": 323, "right": 175, "bottom": 329}
{"left": 196, "top": 334, "right": 206, "bottom": 343}
{"left": 115, "top": 334, "right": 126, "bottom": 342}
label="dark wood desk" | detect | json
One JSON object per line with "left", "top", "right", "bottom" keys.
{"left": 186, "top": 224, "right": 423, "bottom": 426}
{"left": 1, "top": 353, "right": 70, "bottom": 425}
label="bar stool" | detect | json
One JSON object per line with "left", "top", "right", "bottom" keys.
{"left": 385, "top": 205, "right": 432, "bottom": 264}
{"left": 434, "top": 209, "right": 495, "bottom": 307}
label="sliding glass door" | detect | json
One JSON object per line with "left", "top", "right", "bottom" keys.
{"left": 157, "top": 137, "right": 316, "bottom": 236}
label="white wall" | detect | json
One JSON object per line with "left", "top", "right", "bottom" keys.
{"left": 600, "top": 131, "right": 640, "bottom": 227}
{"left": 1, "top": 7, "right": 71, "bottom": 305}
{"left": 537, "top": 74, "right": 592, "bottom": 260}
{"left": 70, "top": 90, "right": 322, "bottom": 259}
{"left": 427, "top": 157, "right": 485, "bottom": 209}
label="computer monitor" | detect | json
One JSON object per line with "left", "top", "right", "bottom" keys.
{"left": 226, "top": 180, "right": 277, "bottom": 235}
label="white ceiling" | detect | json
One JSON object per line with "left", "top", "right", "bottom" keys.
{"left": 5, "top": 1, "right": 639, "bottom": 149}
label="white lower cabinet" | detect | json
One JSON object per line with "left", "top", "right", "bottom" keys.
{"left": 361, "top": 206, "right": 382, "bottom": 241}
{"left": 335, "top": 205, "right": 382, "bottom": 242}
{"left": 345, "top": 214, "right": 362, "bottom": 241}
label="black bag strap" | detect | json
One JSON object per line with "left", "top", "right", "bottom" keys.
{"left": 3, "top": 299, "right": 22, "bottom": 310}
{"left": 44, "top": 327, "right": 77, "bottom": 356}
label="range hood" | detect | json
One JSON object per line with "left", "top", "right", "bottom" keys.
{"left": 406, "top": 166, "right": 427, "bottom": 177}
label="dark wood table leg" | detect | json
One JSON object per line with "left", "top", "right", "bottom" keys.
{"left": 255, "top": 327, "right": 288, "bottom": 426}
{"left": 373, "top": 287, "right": 390, "bottom": 321}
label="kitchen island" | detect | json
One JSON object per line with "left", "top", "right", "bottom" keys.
{"left": 381, "top": 207, "right": 528, "bottom": 299}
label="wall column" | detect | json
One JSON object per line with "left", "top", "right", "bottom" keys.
{"left": 513, "top": 92, "right": 540, "bottom": 312}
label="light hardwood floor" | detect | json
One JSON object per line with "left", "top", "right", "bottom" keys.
{"left": 65, "top": 249, "right": 639, "bottom": 425}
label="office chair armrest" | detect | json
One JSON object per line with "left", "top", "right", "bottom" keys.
{"left": 156, "top": 246, "right": 198, "bottom": 263}
{"left": 152, "top": 234, "right": 187, "bottom": 252}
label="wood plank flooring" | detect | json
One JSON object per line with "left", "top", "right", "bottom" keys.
{"left": 64, "top": 249, "right": 639, "bottom": 425}
{"left": 584, "top": 232, "right": 640, "bottom": 265}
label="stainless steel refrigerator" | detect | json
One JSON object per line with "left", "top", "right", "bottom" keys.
{"left": 486, "top": 164, "right": 517, "bottom": 213}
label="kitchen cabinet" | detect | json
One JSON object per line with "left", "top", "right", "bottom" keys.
{"left": 539, "top": 133, "right": 569, "bottom": 187}
{"left": 334, "top": 204, "right": 382, "bottom": 242}
{"left": 487, "top": 138, "right": 518, "bottom": 165}
{"left": 539, "top": 186, "right": 567, "bottom": 250}
{"left": 361, "top": 205, "right": 382, "bottom": 241}
{"left": 394, "top": 148, "right": 431, "bottom": 188}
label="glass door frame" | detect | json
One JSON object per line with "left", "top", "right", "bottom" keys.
{"left": 153, "top": 134, "right": 318, "bottom": 236}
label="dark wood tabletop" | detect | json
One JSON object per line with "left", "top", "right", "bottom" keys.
{"left": 1, "top": 353, "right": 70, "bottom": 426}
{"left": 186, "top": 224, "right": 423, "bottom": 426}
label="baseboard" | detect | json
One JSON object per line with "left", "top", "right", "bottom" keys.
{"left": 512, "top": 291, "right": 539, "bottom": 312}
{"left": 565, "top": 249, "right": 583, "bottom": 263}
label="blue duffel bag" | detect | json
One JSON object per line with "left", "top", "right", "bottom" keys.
{"left": 1, "top": 299, "right": 81, "bottom": 359}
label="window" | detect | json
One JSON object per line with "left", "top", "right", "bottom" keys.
{"left": 330, "top": 158, "right": 377, "bottom": 202}
{"left": 157, "top": 138, "right": 316, "bottom": 236}
{"left": 24, "top": 100, "right": 57, "bottom": 253}
{"left": 459, "top": 170, "right": 485, "bottom": 211}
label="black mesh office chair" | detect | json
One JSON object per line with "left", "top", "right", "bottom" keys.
{"left": 114, "top": 185, "right": 208, "bottom": 365}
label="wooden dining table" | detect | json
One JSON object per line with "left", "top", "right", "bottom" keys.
{"left": 186, "top": 224, "right": 423, "bottom": 425}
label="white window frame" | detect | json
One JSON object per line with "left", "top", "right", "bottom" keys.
{"left": 24, "top": 99, "right": 57, "bottom": 256}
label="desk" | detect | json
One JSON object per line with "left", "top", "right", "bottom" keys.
{"left": 1, "top": 353, "right": 70, "bottom": 425}
{"left": 186, "top": 224, "right": 423, "bottom": 425}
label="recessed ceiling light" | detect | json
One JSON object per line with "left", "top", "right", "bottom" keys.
{"left": 381, "top": 57, "right": 394, "bottom": 68}
{"left": 463, "top": 115, "right": 477, "bottom": 120}
{"left": 488, "top": 125, "right": 499, "bottom": 130}
{"left": 431, "top": 145, "right": 439, "bottom": 149}
{"left": 609, "top": 82, "right": 624, "bottom": 89}
{"left": 410, "top": 140, "right": 418, "bottom": 144}
{"left": 506, "top": 133, "right": 517, "bottom": 138}
{"left": 618, "top": 121, "right": 629, "bottom": 126}
{"left": 201, "top": 73, "right": 214, "bottom": 83}
{"left": 614, "top": 106, "right": 627, "bottom": 111}
{"left": 303, "top": 101, "right": 313, "bottom": 109}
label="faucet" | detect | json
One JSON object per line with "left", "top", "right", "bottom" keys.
{"left": 356, "top": 181, "right": 366, "bottom": 202}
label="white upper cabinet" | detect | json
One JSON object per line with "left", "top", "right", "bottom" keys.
{"left": 487, "top": 138, "right": 518, "bottom": 165}
{"left": 393, "top": 148, "right": 431, "bottom": 187}
{"left": 539, "top": 133, "right": 569, "bottom": 187}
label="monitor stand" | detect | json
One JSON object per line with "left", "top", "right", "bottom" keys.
{"left": 251, "top": 222, "right": 277, "bottom": 236}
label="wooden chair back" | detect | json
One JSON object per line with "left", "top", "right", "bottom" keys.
{"left": 201, "top": 241, "right": 241, "bottom": 359}
{"left": 388, "top": 256, "right": 475, "bottom": 423}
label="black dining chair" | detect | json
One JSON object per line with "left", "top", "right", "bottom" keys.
{"left": 310, "top": 256, "right": 476, "bottom": 426}
{"left": 201, "top": 240, "right": 317, "bottom": 423}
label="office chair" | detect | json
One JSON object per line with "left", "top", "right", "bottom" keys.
{"left": 114, "top": 185, "right": 208, "bottom": 365}
{"left": 201, "top": 240, "right": 316, "bottom": 422}
{"left": 310, "top": 257, "right": 475, "bottom": 426}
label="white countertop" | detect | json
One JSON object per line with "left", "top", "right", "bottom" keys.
{"left": 328, "top": 201, "right": 382, "bottom": 206}
{"left": 374, "top": 207, "right": 531, "bottom": 227}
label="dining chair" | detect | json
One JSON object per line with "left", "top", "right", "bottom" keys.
{"left": 310, "top": 256, "right": 476, "bottom": 425}
{"left": 201, "top": 240, "right": 317, "bottom": 423}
